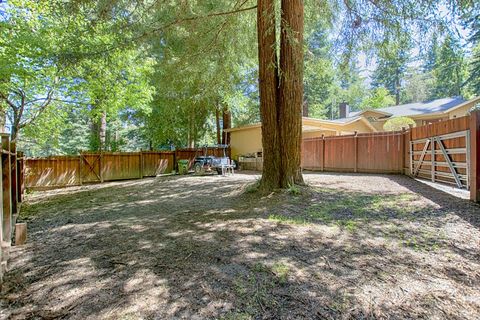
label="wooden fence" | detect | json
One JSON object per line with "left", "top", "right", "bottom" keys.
{"left": 302, "top": 131, "right": 406, "bottom": 174}
{"left": 407, "top": 116, "right": 471, "bottom": 189}
{"left": 1, "top": 134, "right": 25, "bottom": 284}
{"left": 301, "top": 110, "right": 480, "bottom": 202}
{"left": 25, "top": 147, "right": 229, "bottom": 189}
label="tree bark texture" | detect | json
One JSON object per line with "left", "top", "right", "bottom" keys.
{"left": 279, "top": 0, "right": 304, "bottom": 186}
{"left": 216, "top": 107, "right": 221, "bottom": 145}
{"left": 257, "top": 0, "right": 304, "bottom": 189}
{"left": 221, "top": 107, "right": 231, "bottom": 145}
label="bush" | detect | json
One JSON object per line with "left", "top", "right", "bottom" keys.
{"left": 383, "top": 116, "right": 416, "bottom": 131}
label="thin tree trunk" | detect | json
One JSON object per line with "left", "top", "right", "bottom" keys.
{"left": 215, "top": 107, "right": 221, "bottom": 145}
{"left": 99, "top": 110, "right": 107, "bottom": 151}
{"left": 257, "top": 0, "right": 281, "bottom": 189}
{"left": 0, "top": 106, "right": 6, "bottom": 133}
{"left": 279, "top": 0, "right": 304, "bottom": 187}
{"left": 395, "top": 68, "right": 400, "bottom": 105}
{"left": 221, "top": 107, "right": 231, "bottom": 145}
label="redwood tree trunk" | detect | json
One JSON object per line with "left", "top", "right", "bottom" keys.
{"left": 257, "top": 0, "right": 281, "bottom": 188}
{"left": 221, "top": 107, "right": 231, "bottom": 145}
{"left": 257, "top": 0, "right": 304, "bottom": 189}
{"left": 279, "top": 0, "right": 304, "bottom": 187}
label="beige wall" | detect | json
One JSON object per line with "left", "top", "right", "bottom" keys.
{"left": 229, "top": 126, "right": 262, "bottom": 160}
{"left": 340, "top": 120, "right": 374, "bottom": 134}
{"left": 303, "top": 130, "right": 337, "bottom": 139}
{"left": 229, "top": 119, "right": 376, "bottom": 159}
{"left": 448, "top": 103, "right": 474, "bottom": 119}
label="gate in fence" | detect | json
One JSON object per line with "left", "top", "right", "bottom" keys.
{"left": 409, "top": 119, "right": 471, "bottom": 189}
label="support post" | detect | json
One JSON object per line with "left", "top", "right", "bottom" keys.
{"left": 15, "top": 222, "right": 26, "bottom": 246}
{"left": 100, "top": 152, "right": 104, "bottom": 183}
{"left": 401, "top": 128, "right": 406, "bottom": 174}
{"left": 79, "top": 154, "right": 83, "bottom": 185}
{"left": 1, "top": 134, "right": 11, "bottom": 246}
{"left": 321, "top": 135, "right": 325, "bottom": 172}
{"left": 10, "top": 142, "right": 17, "bottom": 215}
{"left": 139, "top": 151, "right": 144, "bottom": 179}
{"left": 470, "top": 110, "right": 480, "bottom": 202}
{"left": 354, "top": 131, "right": 358, "bottom": 173}
{"left": 16, "top": 151, "right": 24, "bottom": 203}
{"left": 431, "top": 137, "right": 435, "bottom": 182}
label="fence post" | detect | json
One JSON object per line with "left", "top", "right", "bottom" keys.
{"left": 174, "top": 149, "right": 178, "bottom": 172}
{"left": 321, "top": 135, "right": 325, "bottom": 172}
{"left": 79, "top": 154, "right": 83, "bottom": 185}
{"left": 10, "top": 142, "right": 17, "bottom": 215}
{"left": 1, "top": 134, "right": 11, "bottom": 246}
{"left": 401, "top": 128, "right": 406, "bottom": 174}
{"left": 16, "top": 151, "right": 24, "bottom": 203}
{"left": 139, "top": 151, "right": 144, "bottom": 179}
{"left": 354, "top": 132, "right": 358, "bottom": 173}
{"left": 431, "top": 136, "right": 435, "bottom": 182}
{"left": 470, "top": 110, "right": 480, "bottom": 202}
{"left": 100, "top": 152, "right": 104, "bottom": 183}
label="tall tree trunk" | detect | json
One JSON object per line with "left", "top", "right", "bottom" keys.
{"left": 279, "top": 0, "right": 304, "bottom": 187}
{"left": 221, "top": 107, "right": 231, "bottom": 145}
{"left": 395, "top": 68, "right": 400, "bottom": 105}
{"left": 257, "top": 0, "right": 282, "bottom": 188}
{"left": 187, "top": 109, "right": 195, "bottom": 148}
{"left": 257, "top": 0, "right": 304, "bottom": 189}
{"left": 0, "top": 106, "right": 6, "bottom": 133}
{"left": 99, "top": 110, "right": 107, "bottom": 151}
{"left": 215, "top": 107, "right": 221, "bottom": 145}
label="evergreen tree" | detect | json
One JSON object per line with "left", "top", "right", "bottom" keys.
{"left": 430, "top": 35, "right": 467, "bottom": 98}
{"left": 371, "top": 37, "right": 411, "bottom": 105}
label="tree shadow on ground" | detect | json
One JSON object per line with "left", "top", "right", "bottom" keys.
{"left": 1, "top": 173, "right": 479, "bottom": 319}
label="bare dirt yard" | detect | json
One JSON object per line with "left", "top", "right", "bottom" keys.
{"left": 1, "top": 172, "right": 480, "bottom": 319}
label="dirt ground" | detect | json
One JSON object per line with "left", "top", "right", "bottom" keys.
{"left": 1, "top": 172, "right": 480, "bottom": 319}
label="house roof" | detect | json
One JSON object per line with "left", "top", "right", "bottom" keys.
{"left": 225, "top": 116, "right": 378, "bottom": 133}
{"left": 350, "top": 96, "right": 479, "bottom": 119}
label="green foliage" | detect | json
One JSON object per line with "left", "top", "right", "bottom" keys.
{"left": 383, "top": 117, "right": 416, "bottom": 131}
{"left": 371, "top": 35, "right": 411, "bottom": 104}
{"left": 430, "top": 35, "right": 468, "bottom": 99}
{"left": 360, "top": 87, "right": 396, "bottom": 109}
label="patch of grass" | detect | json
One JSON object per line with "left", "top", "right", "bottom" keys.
{"left": 287, "top": 183, "right": 301, "bottom": 195}
{"left": 336, "top": 219, "right": 358, "bottom": 232}
{"left": 245, "top": 181, "right": 260, "bottom": 194}
{"left": 220, "top": 312, "right": 252, "bottom": 320}
{"left": 271, "top": 262, "right": 290, "bottom": 284}
{"left": 268, "top": 214, "right": 307, "bottom": 225}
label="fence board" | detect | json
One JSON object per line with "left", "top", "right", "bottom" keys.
{"left": 101, "top": 152, "right": 141, "bottom": 181}
{"left": 142, "top": 151, "right": 174, "bottom": 176}
{"left": 302, "top": 132, "right": 405, "bottom": 174}
{"left": 25, "top": 156, "right": 81, "bottom": 188}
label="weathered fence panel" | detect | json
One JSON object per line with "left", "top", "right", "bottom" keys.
{"left": 26, "top": 156, "right": 81, "bottom": 188}
{"left": 1, "top": 134, "right": 25, "bottom": 285}
{"left": 142, "top": 151, "right": 174, "bottom": 176}
{"left": 24, "top": 148, "right": 230, "bottom": 188}
{"left": 409, "top": 115, "right": 471, "bottom": 188}
{"left": 102, "top": 152, "right": 141, "bottom": 181}
{"left": 302, "top": 131, "right": 405, "bottom": 174}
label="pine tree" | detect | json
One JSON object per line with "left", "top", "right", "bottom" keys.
{"left": 430, "top": 35, "right": 467, "bottom": 98}
{"left": 371, "top": 38, "right": 411, "bottom": 105}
